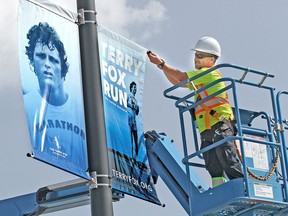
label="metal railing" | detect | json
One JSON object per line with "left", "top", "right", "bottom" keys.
{"left": 162, "top": 63, "right": 288, "bottom": 213}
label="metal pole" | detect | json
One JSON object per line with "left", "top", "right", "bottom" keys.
{"left": 76, "top": 0, "right": 113, "bottom": 215}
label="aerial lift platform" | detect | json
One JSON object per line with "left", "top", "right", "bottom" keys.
{"left": 145, "top": 63, "right": 288, "bottom": 215}
{"left": 1, "top": 63, "right": 288, "bottom": 215}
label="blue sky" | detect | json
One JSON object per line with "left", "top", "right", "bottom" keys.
{"left": 1, "top": 0, "right": 288, "bottom": 216}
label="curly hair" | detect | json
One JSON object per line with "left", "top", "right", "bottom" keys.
{"left": 25, "top": 22, "right": 69, "bottom": 79}
{"left": 130, "top": 81, "right": 137, "bottom": 91}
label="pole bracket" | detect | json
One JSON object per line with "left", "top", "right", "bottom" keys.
{"left": 77, "top": 8, "right": 97, "bottom": 25}
{"left": 89, "top": 171, "right": 112, "bottom": 189}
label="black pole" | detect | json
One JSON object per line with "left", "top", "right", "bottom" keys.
{"left": 76, "top": 0, "right": 113, "bottom": 215}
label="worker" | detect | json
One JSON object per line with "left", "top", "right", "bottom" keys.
{"left": 147, "top": 36, "right": 243, "bottom": 187}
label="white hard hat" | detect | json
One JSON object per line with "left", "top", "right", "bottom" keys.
{"left": 192, "top": 36, "right": 221, "bottom": 57}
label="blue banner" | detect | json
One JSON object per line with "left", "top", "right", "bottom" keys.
{"left": 98, "top": 26, "right": 160, "bottom": 204}
{"left": 18, "top": 0, "right": 89, "bottom": 179}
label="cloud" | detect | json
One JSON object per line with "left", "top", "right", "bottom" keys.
{"left": 96, "top": 0, "right": 167, "bottom": 42}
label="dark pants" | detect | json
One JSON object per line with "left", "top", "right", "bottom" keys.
{"left": 200, "top": 121, "right": 244, "bottom": 180}
{"left": 131, "top": 129, "right": 138, "bottom": 156}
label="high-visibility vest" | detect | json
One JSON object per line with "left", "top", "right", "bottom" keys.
{"left": 186, "top": 68, "right": 233, "bottom": 133}
{"left": 194, "top": 84, "right": 231, "bottom": 129}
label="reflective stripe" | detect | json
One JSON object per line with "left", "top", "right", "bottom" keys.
{"left": 196, "top": 84, "right": 209, "bottom": 98}
{"left": 195, "top": 97, "right": 231, "bottom": 129}
{"left": 195, "top": 97, "right": 229, "bottom": 114}
{"left": 196, "top": 88, "right": 228, "bottom": 100}
{"left": 188, "top": 68, "right": 232, "bottom": 131}
{"left": 212, "top": 177, "right": 226, "bottom": 187}
{"left": 195, "top": 70, "right": 228, "bottom": 100}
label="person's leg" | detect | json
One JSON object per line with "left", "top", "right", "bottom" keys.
{"left": 132, "top": 130, "right": 138, "bottom": 156}
{"left": 214, "top": 123, "right": 244, "bottom": 180}
{"left": 201, "top": 123, "right": 226, "bottom": 187}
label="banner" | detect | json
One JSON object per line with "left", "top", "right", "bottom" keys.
{"left": 18, "top": 0, "right": 89, "bottom": 179}
{"left": 98, "top": 26, "right": 160, "bottom": 204}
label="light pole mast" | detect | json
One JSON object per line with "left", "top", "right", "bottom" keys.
{"left": 77, "top": 0, "right": 114, "bottom": 215}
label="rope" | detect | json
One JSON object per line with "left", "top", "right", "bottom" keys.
{"left": 235, "top": 141, "right": 279, "bottom": 181}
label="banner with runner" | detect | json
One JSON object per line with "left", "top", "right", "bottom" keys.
{"left": 98, "top": 25, "right": 160, "bottom": 204}
{"left": 18, "top": 0, "right": 89, "bottom": 179}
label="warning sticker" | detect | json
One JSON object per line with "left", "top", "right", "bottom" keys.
{"left": 242, "top": 136, "right": 269, "bottom": 170}
{"left": 254, "top": 183, "right": 273, "bottom": 199}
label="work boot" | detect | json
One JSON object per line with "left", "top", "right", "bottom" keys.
{"left": 212, "top": 177, "right": 226, "bottom": 187}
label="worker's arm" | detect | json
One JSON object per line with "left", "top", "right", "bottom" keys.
{"left": 147, "top": 51, "right": 188, "bottom": 86}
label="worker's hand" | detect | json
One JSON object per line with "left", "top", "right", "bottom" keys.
{"left": 147, "top": 50, "right": 163, "bottom": 65}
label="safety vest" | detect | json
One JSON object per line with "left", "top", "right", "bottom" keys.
{"left": 186, "top": 68, "right": 233, "bottom": 133}
{"left": 194, "top": 84, "right": 231, "bottom": 128}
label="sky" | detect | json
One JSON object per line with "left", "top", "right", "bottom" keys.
{"left": 1, "top": 0, "right": 288, "bottom": 216}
